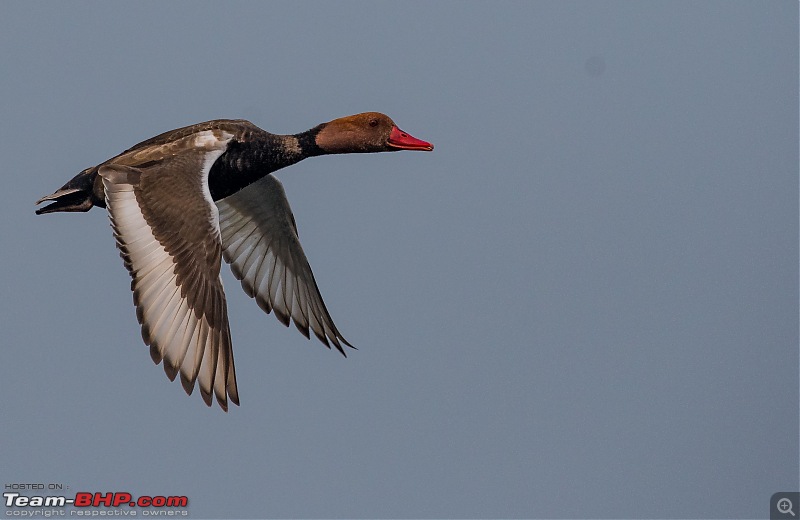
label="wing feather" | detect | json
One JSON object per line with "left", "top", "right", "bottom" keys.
{"left": 100, "top": 130, "right": 239, "bottom": 410}
{"left": 217, "top": 175, "right": 353, "bottom": 354}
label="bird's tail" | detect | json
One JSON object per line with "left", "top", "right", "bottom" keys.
{"left": 35, "top": 167, "right": 104, "bottom": 215}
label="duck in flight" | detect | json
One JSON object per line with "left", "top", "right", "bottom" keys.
{"left": 35, "top": 112, "right": 433, "bottom": 410}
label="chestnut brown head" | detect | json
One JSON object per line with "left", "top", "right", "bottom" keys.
{"left": 315, "top": 112, "right": 433, "bottom": 154}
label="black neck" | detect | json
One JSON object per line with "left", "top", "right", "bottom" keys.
{"left": 208, "top": 126, "right": 327, "bottom": 201}
{"left": 295, "top": 125, "right": 325, "bottom": 158}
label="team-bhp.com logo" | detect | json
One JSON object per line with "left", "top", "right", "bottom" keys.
{"left": 4, "top": 491, "right": 188, "bottom": 515}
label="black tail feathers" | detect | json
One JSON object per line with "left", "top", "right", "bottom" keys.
{"left": 35, "top": 167, "right": 103, "bottom": 215}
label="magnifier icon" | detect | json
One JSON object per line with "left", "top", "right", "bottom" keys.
{"left": 778, "top": 498, "right": 796, "bottom": 517}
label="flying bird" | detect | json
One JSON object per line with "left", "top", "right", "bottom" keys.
{"left": 35, "top": 112, "right": 433, "bottom": 410}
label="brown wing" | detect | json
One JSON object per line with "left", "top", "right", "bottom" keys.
{"left": 216, "top": 174, "right": 353, "bottom": 354}
{"left": 117, "top": 119, "right": 261, "bottom": 156}
{"left": 100, "top": 130, "right": 239, "bottom": 410}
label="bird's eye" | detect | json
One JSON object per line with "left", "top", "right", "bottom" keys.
{"left": 368, "top": 118, "right": 378, "bottom": 127}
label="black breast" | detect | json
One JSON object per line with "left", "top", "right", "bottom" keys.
{"left": 208, "top": 136, "right": 302, "bottom": 201}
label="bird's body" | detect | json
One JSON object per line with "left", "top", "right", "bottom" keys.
{"left": 36, "top": 112, "right": 432, "bottom": 410}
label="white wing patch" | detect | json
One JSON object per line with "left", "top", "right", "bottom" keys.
{"left": 195, "top": 130, "right": 233, "bottom": 237}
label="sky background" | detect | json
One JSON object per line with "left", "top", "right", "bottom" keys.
{"left": 1, "top": 2, "right": 797, "bottom": 519}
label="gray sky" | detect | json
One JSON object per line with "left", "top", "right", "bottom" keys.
{"left": 1, "top": 1, "right": 797, "bottom": 518}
